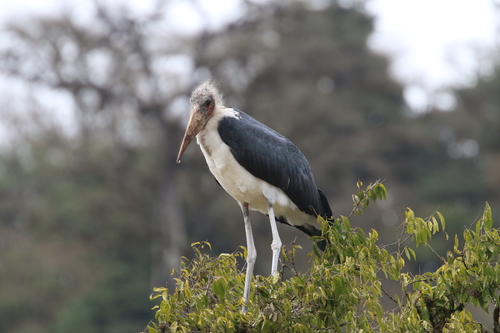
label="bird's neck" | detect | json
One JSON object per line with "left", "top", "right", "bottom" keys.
{"left": 197, "top": 107, "right": 239, "bottom": 157}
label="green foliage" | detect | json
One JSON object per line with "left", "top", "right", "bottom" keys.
{"left": 147, "top": 186, "right": 500, "bottom": 332}
{"left": 351, "top": 180, "right": 387, "bottom": 216}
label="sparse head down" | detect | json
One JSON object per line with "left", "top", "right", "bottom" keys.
{"left": 176, "top": 81, "right": 225, "bottom": 163}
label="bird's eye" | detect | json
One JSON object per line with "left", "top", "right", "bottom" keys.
{"left": 202, "top": 98, "right": 212, "bottom": 108}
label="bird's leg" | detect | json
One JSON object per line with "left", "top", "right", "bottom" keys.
{"left": 266, "top": 199, "right": 282, "bottom": 276}
{"left": 240, "top": 202, "right": 256, "bottom": 314}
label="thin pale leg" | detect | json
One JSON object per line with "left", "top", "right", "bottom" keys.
{"left": 240, "top": 202, "right": 256, "bottom": 314}
{"left": 266, "top": 199, "right": 282, "bottom": 276}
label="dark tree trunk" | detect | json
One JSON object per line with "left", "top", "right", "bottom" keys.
{"left": 150, "top": 126, "right": 187, "bottom": 289}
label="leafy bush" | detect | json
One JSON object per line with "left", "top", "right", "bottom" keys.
{"left": 145, "top": 183, "right": 500, "bottom": 332}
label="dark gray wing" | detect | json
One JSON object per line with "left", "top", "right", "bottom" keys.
{"left": 218, "top": 109, "right": 330, "bottom": 218}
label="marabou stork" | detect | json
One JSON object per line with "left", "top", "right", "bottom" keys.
{"left": 176, "top": 81, "right": 332, "bottom": 313}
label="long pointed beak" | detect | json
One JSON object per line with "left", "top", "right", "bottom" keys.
{"left": 176, "top": 109, "right": 206, "bottom": 163}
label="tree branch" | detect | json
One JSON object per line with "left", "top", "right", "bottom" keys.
{"left": 494, "top": 303, "right": 499, "bottom": 333}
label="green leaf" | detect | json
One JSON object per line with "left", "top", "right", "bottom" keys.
{"left": 404, "top": 247, "right": 416, "bottom": 261}
{"left": 482, "top": 202, "right": 493, "bottom": 231}
{"left": 378, "top": 183, "right": 387, "bottom": 200}
{"left": 437, "top": 211, "right": 446, "bottom": 230}
{"left": 212, "top": 277, "right": 228, "bottom": 301}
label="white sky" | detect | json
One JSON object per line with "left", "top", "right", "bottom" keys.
{"left": 367, "top": 0, "right": 498, "bottom": 110}
{"left": 0, "top": 0, "right": 498, "bottom": 111}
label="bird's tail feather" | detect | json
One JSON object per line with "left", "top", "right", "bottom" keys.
{"left": 293, "top": 223, "right": 326, "bottom": 251}
{"left": 318, "top": 188, "right": 332, "bottom": 218}
{"left": 276, "top": 188, "right": 332, "bottom": 252}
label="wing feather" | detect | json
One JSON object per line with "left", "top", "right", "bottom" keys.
{"left": 218, "top": 110, "right": 329, "bottom": 217}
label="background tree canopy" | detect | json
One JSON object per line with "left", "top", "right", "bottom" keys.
{"left": 0, "top": 1, "right": 498, "bottom": 332}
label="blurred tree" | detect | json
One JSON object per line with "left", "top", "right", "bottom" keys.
{"left": 0, "top": 2, "right": 193, "bottom": 332}
{"left": 0, "top": 0, "right": 194, "bottom": 282}
{"left": 418, "top": 66, "right": 500, "bottom": 231}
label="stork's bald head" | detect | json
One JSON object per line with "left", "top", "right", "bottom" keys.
{"left": 189, "top": 80, "right": 225, "bottom": 110}
{"left": 176, "top": 81, "right": 225, "bottom": 163}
